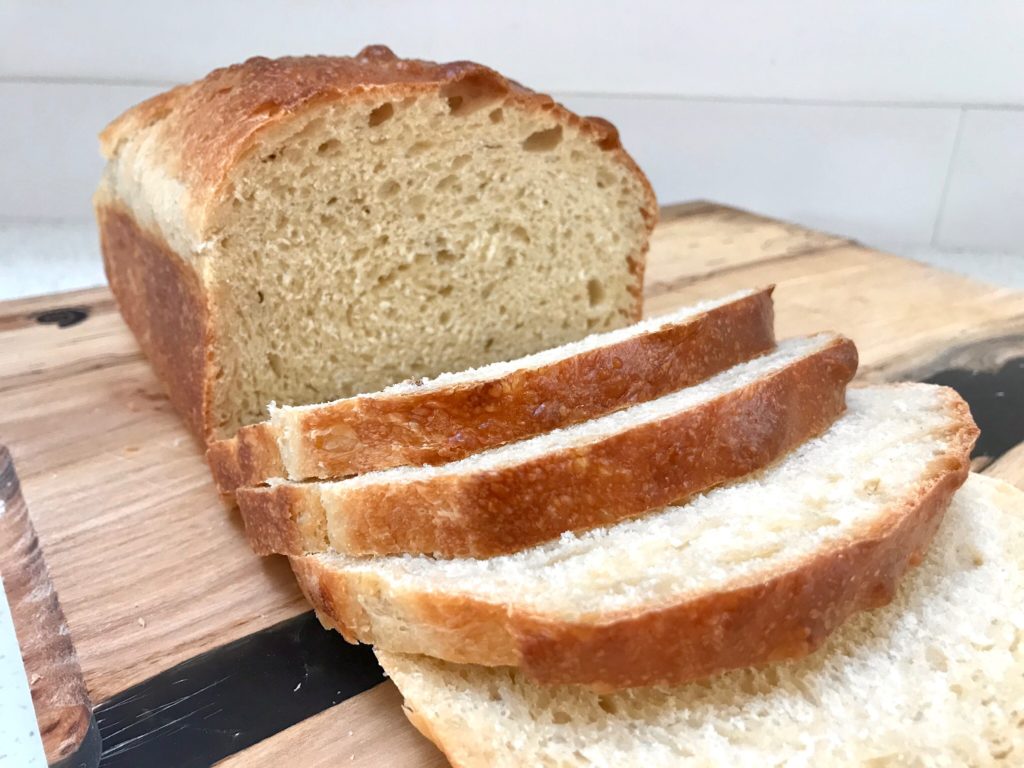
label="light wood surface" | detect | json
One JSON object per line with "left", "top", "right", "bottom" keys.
{"left": 1, "top": 202, "right": 1021, "bottom": 765}
{"left": 214, "top": 683, "right": 448, "bottom": 768}
{"left": 0, "top": 446, "right": 99, "bottom": 766}
{"left": 986, "top": 443, "right": 1024, "bottom": 489}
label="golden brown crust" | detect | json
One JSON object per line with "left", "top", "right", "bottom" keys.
{"left": 210, "top": 288, "right": 776, "bottom": 493}
{"left": 96, "top": 204, "right": 212, "bottom": 442}
{"left": 290, "top": 388, "right": 979, "bottom": 689}
{"left": 206, "top": 422, "right": 286, "bottom": 496}
{"left": 100, "top": 45, "right": 657, "bottom": 239}
{"left": 239, "top": 335, "right": 857, "bottom": 558}
{"left": 237, "top": 484, "right": 312, "bottom": 556}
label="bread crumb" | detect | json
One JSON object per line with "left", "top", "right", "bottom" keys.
{"left": 137, "top": 617, "right": 146, "bottom": 627}
{"left": 29, "top": 673, "right": 41, "bottom": 685}
{"left": 294, "top": 682, "right": 302, "bottom": 692}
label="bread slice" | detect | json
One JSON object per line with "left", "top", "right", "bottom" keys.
{"left": 95, "top": 46, "right": 657, "bottom": 442}
{"left": 239, "top": 333, "right": 856, "bottom": 558}
{"left": 208, "top": 287, "right": 776, "bottom": 494}
{"left": 377, "top": 473, "right": 1022, "bottom": 767}
{"left": 292, "top": 385, "right": 977, "bottom": 688}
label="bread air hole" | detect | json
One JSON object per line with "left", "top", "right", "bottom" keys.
{"left": 251, "top": 101, "right": 282, "bottom": 118}
{"left": 523, "top": 126, "right": 563, "bottom": 152}
{"left": 267, "top": 352, "right": 283, "bottom": 376}
{"left": 441, "top": 75, "right": 507, "bottom": 116}
{"left": 368, "top": 102, "right": 394, "bottom": 127}
{"left": 407, "top": 140, "right": 431, "bottom": 157}
{"left": 596, "top": 696, "right": 619, "bottom": 715}
{"left": 587, "top": 278, "right": 605, "bottom": 306}
{"left": 551, "top": 710, "right": 572, "bottom": 725}
{"left": 317, "top": 139, "right": 341, "bottom": 156}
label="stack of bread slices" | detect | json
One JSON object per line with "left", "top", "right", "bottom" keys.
{"left": 208, "top": 286, "right": 1024, "bottom": 766}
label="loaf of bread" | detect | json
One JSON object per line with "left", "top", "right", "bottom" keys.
{"left": 292, "top": 384, "right": 977, "bottom": 688}
{"left": 377, "top": 474, "right": 1022, "bottom": 766}
{"left": 208, "top": 287, "right": 776, "bottom": 493}
{"left": 95, "top": 46, "right": 657, "bottom": 441}
{"left": 239, "top": 333, "right": 856, "bottom": 558}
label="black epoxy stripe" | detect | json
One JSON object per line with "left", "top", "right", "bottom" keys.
{"left": 95, "top": 612, "right": 384, "bottom": 768}
{"left": 922, "top": 356, "right": 1024, "bottom": 462}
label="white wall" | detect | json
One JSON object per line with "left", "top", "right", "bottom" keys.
{"left": 2, "top": 0, "right": 1023, "bottom": 252}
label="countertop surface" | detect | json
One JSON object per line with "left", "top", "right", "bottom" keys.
{"left": 1, "top": 221, "right": 1022, "bottom": 302}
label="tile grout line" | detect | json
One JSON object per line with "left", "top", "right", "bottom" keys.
{"left": 0, "top": 75, "right": 178, "bottom": 88}
{"left": 930, "top": 108, "right": 968, "bottom": 248}
{"left": 554, "top": 92, "right": 1024, "bottom": 112}
{"left": 2, "top": 75, "right": 1024, "bottom": 112}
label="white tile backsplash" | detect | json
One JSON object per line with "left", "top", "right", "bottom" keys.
{"left": 0, "top": 82, "right": 162, "bottom": 221}
{"left": 3, "top": 1, "right": 1023, "bottom": 104}
{"left": 934, "top": 110, "right": 1024, "bottom": 252}
{"left": 563, "top": 97, "right": 961, "bottom": 245}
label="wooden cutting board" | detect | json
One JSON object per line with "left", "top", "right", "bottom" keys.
{"left": 0, "top": 446, "right": 101, "bottom": 768}
{"left": 1, "top": 201, "right": 1022, "bottom": 767}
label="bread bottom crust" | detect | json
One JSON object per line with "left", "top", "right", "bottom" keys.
{"left": 97, "top": 203, "right": 212, "bottom": 443}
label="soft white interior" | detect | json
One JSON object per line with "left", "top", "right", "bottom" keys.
{"left": 378, "top": 474, "right": 1024, "bottom": 767}
{"left": 206, "top": 89, "right": 652, "bottom": 436}
{"left": 305, "top": 334, "right": 831, "bottom": 493}
{"left": 318, "top": 385, "right": 957, "bottom": 617}
{"left": 271, "top": 288, "right": 759, "bottom": 418}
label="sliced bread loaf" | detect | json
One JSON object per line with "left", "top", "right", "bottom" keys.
{"left": 292, "top": 384, "right": 977, "bottom": 688}
{"left": 377, "top": 473, "right": 1022, "bottom": 767}
{"left": 239, "top": 333, "right": 856, "bottom": 558}
{"left": 96, "top": 46, "right": 657, "bottom": 442}
{"left": 208, "top": 287, "right": 776, "bottom": 493}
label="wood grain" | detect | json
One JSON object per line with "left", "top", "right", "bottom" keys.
{"left": 985, "top": 443, "right": 1024, "bottom": 488}
{"left": 0, "top": 201, "right": 1021, "bottom": 765}
{"left": 214, "top": 682, "right": 446, "bottom": 768}
{"left": 0, "top": 446, "right": 99, "bottom": 766}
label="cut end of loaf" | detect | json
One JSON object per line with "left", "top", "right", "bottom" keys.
{"left": 208, "top": 87, "right": 654, "bottom": 436}
{"left": 100, "top": 50, "right": 657, "bottom": 441}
